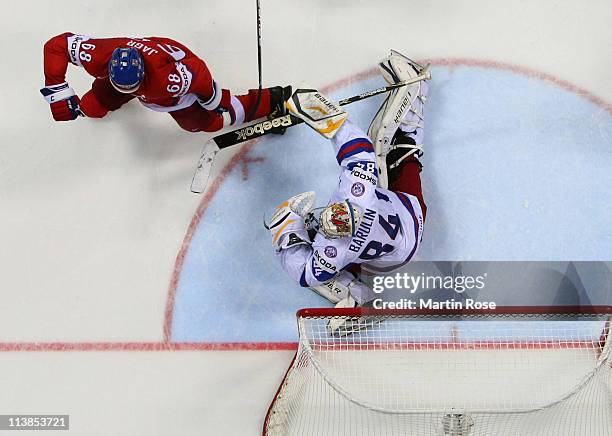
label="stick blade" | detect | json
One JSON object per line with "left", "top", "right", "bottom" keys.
{"left": 190, "top": 140, "right": 220, "bottom": 194}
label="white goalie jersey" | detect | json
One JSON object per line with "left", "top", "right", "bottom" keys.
{"left": 277, "top": 119, "right": 425, "bottom": 289}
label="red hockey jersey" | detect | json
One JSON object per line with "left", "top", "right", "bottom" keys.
{"left": 43, "top": 33, "right": 218, "bottom": 112}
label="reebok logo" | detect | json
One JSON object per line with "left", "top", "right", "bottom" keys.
{"left": 236, "top": 115, "right": 293, "bottom": 140}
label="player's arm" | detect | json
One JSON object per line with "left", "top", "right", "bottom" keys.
{"left": 181, "top": 57, "right": 223, "bottom": 110}
{"left": 43, "top": 33, "right": 73, "bottom": 85}
{"left": 269, "top": 212, "right": 352, "bottom": 291}
{"left": 165, "top": 48, "right": 227, "bottom": 116}
{"left": 40, "top": 33, "right": 85, "bottom": 121}
{"left": 266, "top": 192, "right": 319, "bottom": 283}
{"left": 286, "top": 88, "right": 379, "bottom": 189}
{"left": 267, "top": 192, "right": 346, "bottom": 286}
{"left": 332, "top": 119, "right": 379, "bottom": 187}
{"left": 295, "top": 236, "right": 347, "bottom": 287}
{"left": 267, "top": 191, "right": 371, "bottom": 305}
{"left": 181, "top": 54, "right": 288, "bottom": 126}
{"left": 154, "top": 34, "right": 230, "bottom": 112}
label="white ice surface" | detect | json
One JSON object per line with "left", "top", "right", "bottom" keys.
{"left": 0, "top": 0, "right": 610, "bottom": 435}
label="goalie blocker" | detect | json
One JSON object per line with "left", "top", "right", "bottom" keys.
{"left": 285, "top": 89, "right": 348, "bottom": 138}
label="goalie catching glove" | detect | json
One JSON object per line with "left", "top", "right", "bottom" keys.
{"left": 285, "top": 88, "right": 347, "bottom": 139}
{"left": 266, "top": 191, "right": 316, "bottom": 252}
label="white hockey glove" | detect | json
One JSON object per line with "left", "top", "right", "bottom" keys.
{"left": 266, "top": 192, "right": 315, "bottom": 252}
{"left": 285, "top": 88, "right": 347, "bottom": 139}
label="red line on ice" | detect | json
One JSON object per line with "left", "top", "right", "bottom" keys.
{"left": 0, "top": 342, "right": 298, "bottom": 352}
{"left": 0, "top": 340, "right": 602, "bottom": 352}
{"left": 426, "top": 57, "right": 612, "bottom": 113}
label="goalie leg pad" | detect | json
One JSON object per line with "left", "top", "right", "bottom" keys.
{"left": 379, "top": 49, "right": 426, "bottom": 86}
{"left": 310, "top": 280, "right": 350, "bottom": 304}
{"left": 327, "top": 295, "right": 385, "bottom": 337}
{"left": 310, "top": 274, "right": 374, "bottom": 305}
{"left": 368, "top": 50, "right": 429, "bottom": 188}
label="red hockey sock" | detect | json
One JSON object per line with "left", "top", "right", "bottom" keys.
{"left": 389, "top": 156, "right": 427, "bottom": 221}
{"left": 237, "top": 88, "right": 272, "bottom": 122}
{"left": 170, "top": 103, "right": 224, "bottom": 133}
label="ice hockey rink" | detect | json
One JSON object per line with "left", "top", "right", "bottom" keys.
{"left": 1, "top": 0, "right": 611, "bottom": 435}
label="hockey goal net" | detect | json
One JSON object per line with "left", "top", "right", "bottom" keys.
{"left": 263, "top": 306, "right": 612, "bottom": 436}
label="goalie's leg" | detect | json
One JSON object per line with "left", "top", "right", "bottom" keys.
{"left": 388, "top": 147, "right": 427, "bottom": 220}
{"left": 320, "top": 277, "right": 383, "bottom": 337}
{"left": 309, "top": 271, "right": 374, "bottom": 305}
{"left": 368, "top": 50, "right": 429, "bottom": 188}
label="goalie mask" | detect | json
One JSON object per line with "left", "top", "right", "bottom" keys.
{"left": 319, "top": 200, "right": 362, "bottom": 239}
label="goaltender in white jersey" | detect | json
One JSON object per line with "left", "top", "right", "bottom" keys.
{"left": 266, "top": 51, "right": 429, "bottom": 308}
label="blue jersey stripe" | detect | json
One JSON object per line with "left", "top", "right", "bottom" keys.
{"left": 299, "top": 268, "right": 309, "bottom": 287}
{"left": 396, "top": 192, "right": 420, "bottom": 263}
{"left": 336, "top": 138, "right": 374, "bottom": 164}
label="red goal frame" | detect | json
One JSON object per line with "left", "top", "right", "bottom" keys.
{"left": 263, "top": 305, "right": 612, "bottom": 435}
{"left": 297, "top": 305, "right": 612, "bottom": 318}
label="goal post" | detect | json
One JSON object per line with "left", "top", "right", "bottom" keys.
{"left": 263, "top": 306, "right": 612, "bottom": 436}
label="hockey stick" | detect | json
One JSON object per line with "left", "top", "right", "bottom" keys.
{"left": 190, "top": 0, "right": 263, "bottom": 194}
{"left": 190, "top": 140, "right": 219, "bottom": 193}
{"left": 190, "top": 68, "right": 431, "bottom": 193}
{"left": 246, "top": 0, "right": 263, "bottom": 121}
{"left": 190, "top": 0, "right": 262, "bottom": 194}
{"left": 214, "top": 68, "right": 431, "bottom": 148}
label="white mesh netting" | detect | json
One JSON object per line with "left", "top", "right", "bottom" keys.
{"left": 263, "top": 309, "right": 612, "bottom": 436}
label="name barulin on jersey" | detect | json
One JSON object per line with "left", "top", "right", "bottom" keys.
{"left": 349, "top": 208, "right": 376, "bottom": 252}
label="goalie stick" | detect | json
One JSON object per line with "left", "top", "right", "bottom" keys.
{"left": 190, "top": 67, "right": 431, "bottom": 193}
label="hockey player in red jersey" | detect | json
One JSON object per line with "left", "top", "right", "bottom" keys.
{"left": 40, "top": 33, "right": 290, "bottom": 134}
